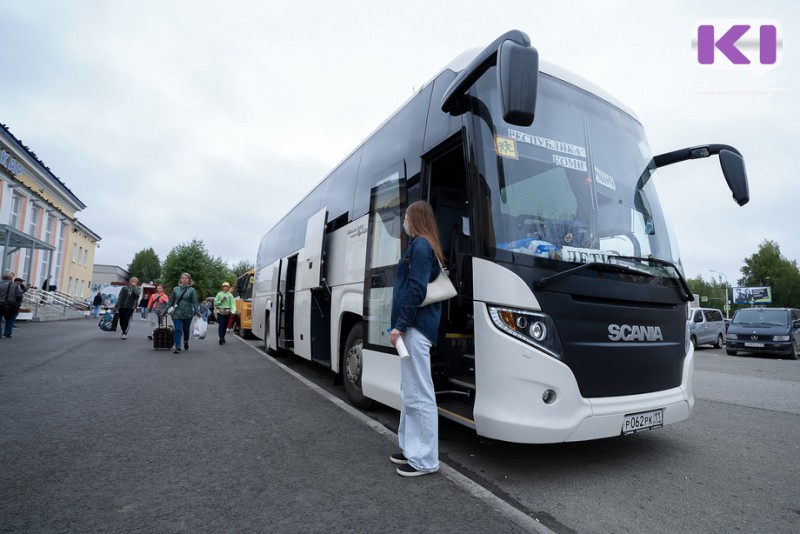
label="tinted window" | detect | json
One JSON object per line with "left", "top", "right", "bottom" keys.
{"left": 732, "top": 309, "right": 788, "bottom": 326}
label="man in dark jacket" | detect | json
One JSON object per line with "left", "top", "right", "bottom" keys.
{"left": 0, "top": 271, "right": 25, "bottom": 338}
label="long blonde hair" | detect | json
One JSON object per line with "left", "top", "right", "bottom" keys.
{"left": 406, "top": 201, "right": 445, "bottom": 264}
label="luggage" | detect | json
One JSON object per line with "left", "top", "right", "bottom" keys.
{"left": 152, "top": 315, "right": 174, "bottom": 349}
{"left": 98, "top": 310, "right": 115, "bottom": 332}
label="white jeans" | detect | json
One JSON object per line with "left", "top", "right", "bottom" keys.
{"left": 398, "top": 327, "right": 439, "bottom": 472}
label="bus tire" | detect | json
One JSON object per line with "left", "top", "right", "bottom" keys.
{"left": 343, "top": 324, "right": 373, "bottom": 409}
{"left": 714, "top": 334, "right": 723, "bottom": 349}
{"left": 691, "top": 335, "right": 698, "bottom": 350}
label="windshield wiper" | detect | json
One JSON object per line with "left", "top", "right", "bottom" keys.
{"left": 534, "top": 255, "right": 693, "bottom": 301}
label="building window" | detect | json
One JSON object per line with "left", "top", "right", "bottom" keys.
{"left": 67, "top": 277, "right": 73, "bottom": 294}
{"left": 21, "top": 248, "right": 31, "bottom": 281}
{"left": 44, "top": 215, "right": 55, "bottom": 243}
{"left": 40, "top": 254, "right": 50, "bottom": 288}
{"left": 72, "top": 243, "right": 77, "bottom": 263}
{"left": 9, "top": 194, "right": 21, "bottom": 228}
{"left": 28, "top": 205, "right": 41, "bottom": 237}
{"left": 54, "top": 223, "right": 65, "bottom": 283}
{"left": 83, "top": 249, "right": 88, "bottom": 267}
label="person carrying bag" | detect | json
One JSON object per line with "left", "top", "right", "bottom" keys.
{"left": 167, "top": 273, "right": 200, "bottom": 354}
{"left": 388, "top": 201, "right": 446, "bottom": 478}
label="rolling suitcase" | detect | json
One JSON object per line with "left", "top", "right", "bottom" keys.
{"left": 152, "top": 314, "right": 174, "bottom": 350}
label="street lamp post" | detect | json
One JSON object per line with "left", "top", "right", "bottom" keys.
{"left": 710, "top": 269, "right": 730, "bottom": 319}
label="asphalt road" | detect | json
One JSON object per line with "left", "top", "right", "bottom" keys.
{"left": 253, "top": 340, "right": 800, "bottom": 534}
{"left": 0, "top": 318, "right": 540, "bottom": 533}
{"left": 3, "top": 319, "right": 799, "bottom": 533}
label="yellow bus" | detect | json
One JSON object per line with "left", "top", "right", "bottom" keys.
{"left": 233, "top": 268, "right": 255, "bottom": 338}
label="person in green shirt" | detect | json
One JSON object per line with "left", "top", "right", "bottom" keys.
{"left": 213, "top": 282, "right": 236, "bottom": 345}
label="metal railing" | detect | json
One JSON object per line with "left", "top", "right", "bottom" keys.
{"left": 21, "top": 288, "right": 90, "bottom": 317}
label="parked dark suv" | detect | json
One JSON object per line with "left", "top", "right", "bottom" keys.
{"left": 725, "top": 307, "right": 800, "bottom": 359}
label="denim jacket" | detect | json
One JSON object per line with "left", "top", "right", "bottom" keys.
{"left": 390, "top": 236, "right": 442, "bottom": 343}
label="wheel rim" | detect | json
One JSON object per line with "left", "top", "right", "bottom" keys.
{"left": 346, "top": 340, "right": 363, "bottom": 391}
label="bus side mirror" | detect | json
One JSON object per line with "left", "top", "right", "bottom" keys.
{"left": 497, "top": 39, "right": 539, "bottom": 126}
{"left": 719, "top": 149, "right": 749, "bottom": 206}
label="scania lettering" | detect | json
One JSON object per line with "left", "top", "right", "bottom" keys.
{"left": 608, "top": 324, "right": 665, "bottom": 342}
{"left": 252, "top": 30, "right": 749, "bottom": 443}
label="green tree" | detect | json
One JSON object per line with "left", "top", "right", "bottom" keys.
{"left": 686, "top": 275, "right": 726, "bottom": 314}
{"left": 161, "top": 239, "right": 228, "bottom": 299}
{"left": 738, "top": 240, "right": 800, "bottom": 308}
{"left": 127, "top": 248, "right": 161, "bottom": 284}
{"left": 226, "top": 260, "right": 254, "bottom": 284}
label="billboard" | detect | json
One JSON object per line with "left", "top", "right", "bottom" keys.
{"left": 732, "top": 286, "right": 772, "bottom": 304}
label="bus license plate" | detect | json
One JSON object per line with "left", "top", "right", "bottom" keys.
{"left": 745, "top": 342, "right": 764, "bottom": 347}
{"left": 622, "top": 409, "right": 663, "bottom": 436}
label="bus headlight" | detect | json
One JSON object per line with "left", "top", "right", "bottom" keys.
{"left": 488, "top": 306, "right": 563, "bottom": 359}
{"left": 773, "top": 335, "right": 790, "bottom": 341}
{"left": 726, "top": 333, "right": 738, "bottom": 340}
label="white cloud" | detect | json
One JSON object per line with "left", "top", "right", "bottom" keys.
{"left": 1, "top": 0, "right": 797, "bottom": 282}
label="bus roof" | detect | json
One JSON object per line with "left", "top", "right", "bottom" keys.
{"left": 441, "top": 47, "right": 640, "bottom": 122}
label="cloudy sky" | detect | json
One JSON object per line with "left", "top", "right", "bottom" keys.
{"left": 1, "top": 0, "right": 797, "bottom": 287}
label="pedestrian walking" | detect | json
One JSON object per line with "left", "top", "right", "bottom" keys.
{"left": 388, "top": 201, "right": 445, "bottom": 477}
{"left": 213, "top": 282, "right": 236, "bottom": 345}
{"left": 113, "top": 277, "right": 141, "bottom": 340}
{"left": 0, "top": 271, "right": 25, "bottom": 339}
{"left": 139, "top": 295, "right": 148, "bottom": 320}
{"left": 167, "top": 273, "right": 200, "bottom": 354}
{"left": 92, "top": 292, "right": 103, "bottom": 318}
{"left": 145, "top": 284, "right": 170, "bottom": 340}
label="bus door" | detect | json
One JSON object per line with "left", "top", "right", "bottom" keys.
{"left": 277, "top": 254, "right": 297, "bottom": 351}
{"left": 295, "top": 208, "right": 331, "bottom": 364}
{"left": 425, "top": 140, "right": 476, "bottom": 420}
{"left": 361, "top": 162, "right": 407, "bottom": 407}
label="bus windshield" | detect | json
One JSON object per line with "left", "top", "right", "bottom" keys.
{"left": 471, "top": 71, "right": 677, "bottom": 275}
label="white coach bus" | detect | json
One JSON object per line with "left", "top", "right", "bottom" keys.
{"left": 252, "top": 30, "right": 749, "bottom": 443}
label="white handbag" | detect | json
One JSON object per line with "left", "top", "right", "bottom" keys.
{"left": 420, "top": 260, "right": 457, "bottom": 306}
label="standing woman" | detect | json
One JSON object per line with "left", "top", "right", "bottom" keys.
{"left": 388, "top": 201, "right": 445, "bottom": 477}
{"left": 213, "top": 282, "right": 236, "bottom": 345}
{"left": 168, "top": 272, "right": 200, "bottom": 354}
{"left": 114, "top": 277, "right": 141, "bottom": 340}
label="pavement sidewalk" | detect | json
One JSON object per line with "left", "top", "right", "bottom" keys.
{"left": 0, "top": 318, "right": 544, "bottom": 533}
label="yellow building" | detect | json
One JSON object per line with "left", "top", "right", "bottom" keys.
{"left": 0, "top": 123, "right": 100, "bottom": 299}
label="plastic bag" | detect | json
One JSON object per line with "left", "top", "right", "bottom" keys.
{"left": 193, "top": 317, "right": 208, "bottom": 339}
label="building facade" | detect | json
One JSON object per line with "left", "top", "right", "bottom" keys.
{"left": 91, "top": 264, "right": 131, "bottom": 287}
{"left": 0, "top": 123, "right": 101, "bottom": 298}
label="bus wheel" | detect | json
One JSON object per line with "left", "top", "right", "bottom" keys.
{"left": 790, "top": 342, "right": 798, "bottom": 360}
{"left": 691, "top": 335, "right": 698, "bottom": 350}
{"left": 343, "top": 324, "right": 373, "bottom": 409}
{"left": 714, "top": 334, "right": 723, "bottom": 349}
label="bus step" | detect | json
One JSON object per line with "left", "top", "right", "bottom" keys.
{"left": 448, "top": 374, "right": 476, "bottom": 390}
